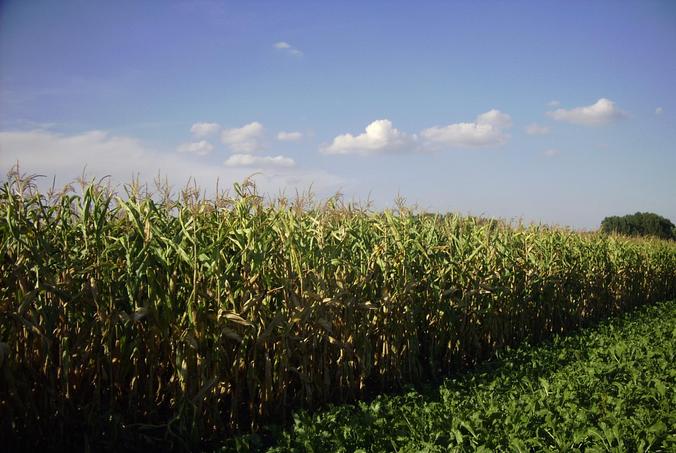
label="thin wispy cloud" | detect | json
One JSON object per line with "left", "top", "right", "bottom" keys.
{"left": 0, "top": 128, "right": 247, "bottom": 188}
{"left": 224, "top": 154, "right": 295, "bottom": 168}
{"left": 277, "top": 131, "right": 303, "bottom": 141}
{"left": 525, "top": 123, "right": 550, "bottom": 135}
{"left": 274, "top": 41, "right": 303, "bottom": 57}
{"left": 543, "top": 148, "right": 560, "bottom": 158}
{"left": 547, "top": 98, "right": 626, "bottom": 126}
{"left": 656, "top": 107, "right": 663, "bottom": 115}
{"left": 177, "top": 140, "right": 214, "bottom": 156}
{"left": 0, "top": 129, "right": 341, "bottom": 194}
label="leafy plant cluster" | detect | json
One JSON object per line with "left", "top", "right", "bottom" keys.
{"left": 601, "top": 212, "right": 676, "bottom": 240}
{"left": 1, "top": 171, "right": 675, "bottom": 450}
{"left": 232, "top": 300, "right": 675, "bottom": 452}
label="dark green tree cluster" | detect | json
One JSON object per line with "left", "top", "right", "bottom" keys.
{"left": 601, "top": 212, "right": 676, "bottom": 240}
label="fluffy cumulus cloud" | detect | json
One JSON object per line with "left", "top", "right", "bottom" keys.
{"left": 224, "top": 154, "right": 295, "bottom": 168}
{"left": 476, "top": 109, "right": 512, "bottom": 128}
{"left": 547, "top": 98, "right": 626, "bottom": 126}
{"left": 525, "top": 123, "right": 550, "bottom": 135}
{"left": 274, "top": 41, "right": 303, "bottom": 57}
{"left": 322, "top": 119, "right": 415, "bottom": 155}
{"left": 0, "top": 129, "right": 341, "bottom": 195}
{"left": 190, "top": 122, "right": 220, "bottom": 137}
{"left": 177, "top": 140, "right": 213, "bottom": 156}
{"left": 420, "top": 109, "right": 512, "bottom": 149}
{"left": 323, "top": 110, "right": 513, "bottom": 155}
{"left": 277, "top": 131, "right": 303, "bottom": 141}
{"left": 221, "top": 122, "right": 265, "bottom": 153}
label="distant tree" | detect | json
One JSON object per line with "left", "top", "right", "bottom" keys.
{"left": 601, "top": 212, "right": 675, "bottom": 240}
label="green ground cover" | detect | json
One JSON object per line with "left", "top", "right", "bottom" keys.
{"left": 225, "top": 300, "right": 676, "bottom": 452}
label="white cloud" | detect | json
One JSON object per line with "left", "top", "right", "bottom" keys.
{"left": 190, "top": 122, "right": 221, "bottom": 137}
{"left": 277, "top": 131, "right": 303, "bottom": 142}
{"left": 547, "top": 98, "right": 626, "bottom": 126}
{"left": 322, "top": 119, "right": 415, "bottom": 155}
{"left": 177, "top": 140, "right": 213, "bottom": 156}
{"left": 477, "top": 109, "right": 512, "bottom": 128}
{"left": 221, "top": 122, "right": 265, "bottom": 153}
{"left": 0, "top": 129, "right": 249, "bottom": 187}
{"left": 420, "top": 109, "right": 512, "bottom": 149}
{"left": 547, "top": 100, "right": 560, "bottom": 107}
{"left": 0, "top": 129, "right": 342, "bottom": 195}
{"left": 525, "top": 123, "right": 550, "bottom": 135}
{"left": 224, "top": 154, "right": 295, "bottom": 168}
{"left": 322, "top": 110, "right": 512, "bottom": 155}
{"left": 543, "top": 148, "right": 560, "bottom": 157}
{"left": 273, "top": 41, "right": 303, "bottom": 57}
{"left": 656, "top": 107, "right": 663, "bottom": 115}
{"left": 420, "top": 123, "right": 506, "bottom": 149}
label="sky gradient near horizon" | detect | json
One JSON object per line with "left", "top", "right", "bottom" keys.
{"left": 1, "top": 0, "right": 675, "bottom": 229}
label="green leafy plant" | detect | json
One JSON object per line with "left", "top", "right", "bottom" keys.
{"left": 243, "top": 300, "right": 676, "bottom": 452}
{"left": 1, "top": 169, "right": 675, "bottom": 450}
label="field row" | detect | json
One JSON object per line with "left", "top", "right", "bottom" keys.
{"left": 229, "top": 300, "right": 676, "bottom": 452}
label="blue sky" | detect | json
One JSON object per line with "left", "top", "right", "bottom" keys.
{"left": 1, "top": 0, "right": 675, "bottom": 228}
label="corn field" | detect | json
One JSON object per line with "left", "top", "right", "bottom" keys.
{"left": 1, "top": 172, "right": 675, "bottom": 450}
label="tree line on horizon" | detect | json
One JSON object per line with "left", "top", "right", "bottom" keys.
{"left": 601, "top": 212, "right": 675, "bottom": 241}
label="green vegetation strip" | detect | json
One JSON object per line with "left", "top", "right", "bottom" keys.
{"left": 228, "top": 300, "right": 676, "bottom": 452}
